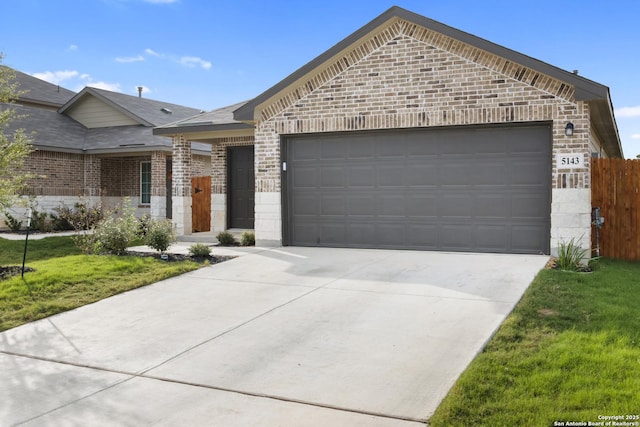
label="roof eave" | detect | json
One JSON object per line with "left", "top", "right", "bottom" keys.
{"left": 153, "top": 122, "right": 253, "bottom": 136}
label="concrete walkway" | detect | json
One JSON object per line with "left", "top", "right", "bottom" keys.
{"left": 0, "top": 247, "right": 548, "bottom": 426}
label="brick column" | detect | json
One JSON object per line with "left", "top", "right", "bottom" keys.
{"left": 172, "top": 134, "right": 192, "bottom": 235}
{"left": 150, "top": 151, "right": 167, "bottom": 219}
{"left": 83, "top": 154, "right": 102, "bottom": 205}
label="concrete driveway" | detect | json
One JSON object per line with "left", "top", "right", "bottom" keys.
{"left": 0, "top": 247, "right": 548, "bottom": 426}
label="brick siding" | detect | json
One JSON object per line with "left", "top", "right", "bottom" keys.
{"left": 254, "top": 19, "right": 591, "bottom": 193}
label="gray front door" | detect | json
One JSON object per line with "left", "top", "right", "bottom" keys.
{"left": 227, "top": 146, "right": 255, "bottom": 229}
{"left": 284, "top": 124, "right": 551, "bottom": 254}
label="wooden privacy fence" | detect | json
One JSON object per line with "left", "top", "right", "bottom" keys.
{"left": 591, "top": 158, "right": 640, "bottom": 260}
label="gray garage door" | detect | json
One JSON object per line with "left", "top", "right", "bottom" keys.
{"left": 284, "top": 124, "right": 551, "bottom": 254}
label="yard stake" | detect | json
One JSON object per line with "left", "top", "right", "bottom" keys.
{"left": 21, "top": 209, "right": 31, "bottom": 278}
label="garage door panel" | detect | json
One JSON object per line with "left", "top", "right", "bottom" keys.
{"left": 292, "top": 195, "right": 318, "bottom": 216}
{"left": 512, "top": 193, "right": 550, "bottom": 218}
{"left": 511, "top": 225, "right": 547, "bottom": 252}
{"left": 349, "top": 167, "right": 375, "bottom": 187}
{"left": 286, "top": 125, "right": 551, "bottom": 254}
{"left": 474, "top": 225, "right": 509, "bottom": 251}
{"left": 348, "top": 195, "right": 375, "bottom": 216}
{"left": 407, "top": 196, "right": 438, "bottom": 218}
{"left": 439, "top": 194, "right": 474, "bottom": 218}
{"left": 321, "top": 195, "right": 347, "bottom": 216}
{"left": 376, "top": 224, "right": 406, "bottom": 246}
{"left": 407, "top": 165, "right": 439, "bottom": 187}
{"left": 440, "top": 224, "right": 474, "bottom": 250}
{"left": 475, "top": 194, "right": 509, "bottom": 219}
{"left": 292, "top": 167, "right": 317, "bottom": 188}
{"left": 377, "top": 195, "right": 406, "bottom": 217}
{"left": 377, "top": 166, "right": 405, "bottom": 187}
{"left": 321, "top": 167, "right": 346, "bottom": 187}
{"left": 407, "top": 224, "right": 439, "bottom": 248}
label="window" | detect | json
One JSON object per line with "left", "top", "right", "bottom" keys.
{"left": 140, "top": 161, "right": 151, "bottom": 205}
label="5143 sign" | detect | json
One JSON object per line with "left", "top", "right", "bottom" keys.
{"left": 556, "top": 153, "right": 585, "bottom": 169}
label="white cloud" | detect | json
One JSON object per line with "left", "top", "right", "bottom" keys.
{"left": 116, "top": 55, "right": 145, "bottom": 63}
{"left": 86, "top": 81, "right": 122, "bottom": 92}
{"left": 68, "top": 44, "right": 78, "bottom": 51}
{"left": 631, "top": 134, "right": 640, "bottom": 139}
{"left": 180, "top": 56, "right": 212, "bottom": 70}
{"left": 616, "top": 106, "right": 640, "bottom": 118}
{"left": 32, "top": 70, "right": 79, "bottom": 85}
{"left": 145, "top": 48, "right": 161, "bottom": 57}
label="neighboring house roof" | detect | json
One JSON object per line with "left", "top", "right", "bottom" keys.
{"left": 231, "top": 5, "right": 622, "bottom": 157}
{"left": 154, "top": 100, "right": 253, "bottom": 135}
{"left": 59, "top": 87, "right": 204, "bottom": 127}
{"left": 6, "top": 104, "right": 87, "bottom": 152}
{"left": 2, "top": 66, "right": 76, "bottom": 108}
{"left": 4, "top": 70, "right": 211, "bottom": 155}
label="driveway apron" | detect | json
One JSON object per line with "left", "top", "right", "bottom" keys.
{"left": 0, "top": 247, "right": 548, "bottom": 426}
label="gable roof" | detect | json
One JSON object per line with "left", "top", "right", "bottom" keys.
{"left": 2, "top": 66, "right": 76, "bottom": 108}
{"left": 154, "top": 100, "right": 253, "bottom": 135}
{"left": 59, "top": 87, "right": 204, "bottom": 127}
{"left": 235, "top": 6, "right": 612, "bottom": 122}
{"left": 232, "top": 5, "right": 621, "bottom": 157}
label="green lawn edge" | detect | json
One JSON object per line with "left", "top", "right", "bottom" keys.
{"left": 429, "top": 258, "right": 640, "bottom": 426}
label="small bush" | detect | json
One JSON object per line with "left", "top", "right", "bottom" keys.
{"left": 556, "top": 237, "right": 589, "bottom": 271}
{"left": 49, "top": 208, "right": 74, "bottom": 231}
{"left": 29, "top": 209, "right": 51, "bottom": 232}
{"left": 137, "top": 214, "right": 152, "bottom": 238}
{"left": 240, "top": 231, "right": 255, "bottom": 246}
{"left": 144, "top": 219, "right": 176, "bottom": 253}
{"left": 216, "top": 231, "right": 237, "bottom": 246}
{"left": 51, "top": 201, "right": 104, "bottom": 231}
{"left": 3, "top": 211, "right": 23, "bottom": 232}
{"left": 92, "top": 202, "right": 138, "bottom": 255}
{"left": 189, "top": 243, "right": 211, "bottom": 258}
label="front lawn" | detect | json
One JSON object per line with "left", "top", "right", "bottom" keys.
{"left": 0, "top": 236, "right": 202, "bottom": 331}
{"left": 430, "top": 258, "right": 640, "bottom": 426}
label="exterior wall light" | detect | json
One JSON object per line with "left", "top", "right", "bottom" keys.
{"left": 565, "top": 122, "right": 574, "bottom": 136}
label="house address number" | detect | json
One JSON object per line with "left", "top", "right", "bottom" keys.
{"left": 556, "top": 153, "right": 584, "bottom": 169}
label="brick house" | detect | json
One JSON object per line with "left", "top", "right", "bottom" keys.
{"left": 154, "top": 7, "right": 622, "bottom": 254}
{"left": 2, "top": 68, "right": 211, "bottom": 227}
{"left": 156, "top": 6, "right": 622, "bottom": 255}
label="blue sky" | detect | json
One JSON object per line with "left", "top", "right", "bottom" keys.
{"left": 2, "top": 0, "right": 639, "bottom": 157}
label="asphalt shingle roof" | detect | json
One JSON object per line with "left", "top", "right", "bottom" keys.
{"left": 2, "top": 66, "right": 76, "bottom": 107}
{"left": 61, "top": 87, "right": 205, "bottom": 127}
{"left": 154, "top": 100, "right": 253, "bottom": 135}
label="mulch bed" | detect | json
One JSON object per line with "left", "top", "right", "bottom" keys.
{"left": 0, "top": 266, "right": 35, "bottom": 280}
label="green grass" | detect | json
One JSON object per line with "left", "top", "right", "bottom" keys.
{"left": 0, "top": 236, "right": 202, "bottom": 331}
{"left": 430, "top": 258, "right": 640, "bottom": 426}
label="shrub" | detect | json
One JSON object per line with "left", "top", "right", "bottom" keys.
{"left": 29, "top": 209, "right": 51, "bottom": 232}
{"left": 3, "top": 211, "right": 23, "bottom": 232}
{"left": 240, "top": 231, "right": 255, "bottom": 246}
{"left": 137, "top": 214, "right": 152, "bottom": 238}
{"left": 92, "top": 202, "right": 138, "bottom": 255}
{"left": 51, "top": 201, "right": 104, "bottom": 231}
{"left": 556, "top": 237, "right": 589, "bottom": 271}
{"left": 189, "top": 243, "right": 211, "bottom": 258}
{"left": 144, "top": 219, "right": 176, "bottom": 253}
{"left": 216, "top": 231, "right": 237, "bottom": 246}
{"left": 49, "top": 207, "right": 75, "bottom": 231}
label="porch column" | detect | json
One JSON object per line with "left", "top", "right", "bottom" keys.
{"left": 150, "top": 151, "right": 167, "bottom": 219}
{"left": 172, "top": 134, "right": 192, "bottom": 236}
